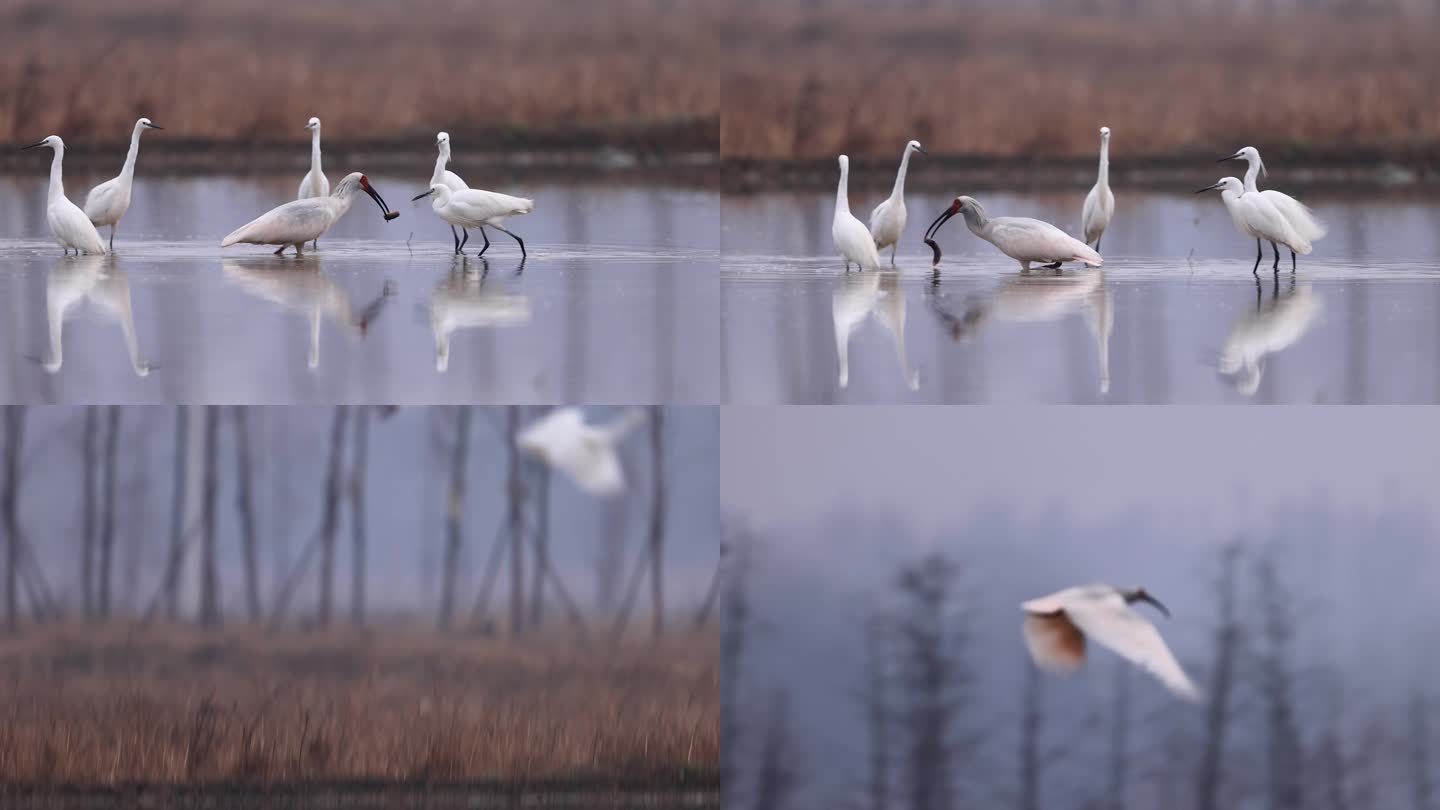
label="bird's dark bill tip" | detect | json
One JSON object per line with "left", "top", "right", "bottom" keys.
{"left": 924, "top": 238, "right": 942, "bottom": 265}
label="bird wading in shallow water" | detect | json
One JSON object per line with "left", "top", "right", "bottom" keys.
{"left": 83, "top": 117, "right": 163, "bottom": 250}
{"left": 297, "top": 117, "right": 330, "bottom": 249}
{"left": 1195, "top": 177, "right": 1310, "bottom": 274}
{"left": 868, "top": 140, "right": 926, "bottom": 266}
{"left": 23, "top": 136, "right": 107, "bottom": 256}
{"left": 1081, "top": 126, "right": 1114, "bottom": 250}
{"left": 924, "top": 196, "right": 1102, "bottom": 271}
{"left": 1021, "top": 583, "right": 1201, "bottom": 701}
{"left": 833, "top": 155, "right": 880, "bottom": 272}
{"left": 222, "top": 172, "right": 398, "bottom": 256}
{"left": 1218, "top": 146, "right": 1326, "bottom": 272}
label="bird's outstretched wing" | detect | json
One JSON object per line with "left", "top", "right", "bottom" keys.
{"left": 1063, "top": 598, "right": 1201, "bottom": 701}
{"left": 1023, "top": 613, "right": 1086, "bottom": 673}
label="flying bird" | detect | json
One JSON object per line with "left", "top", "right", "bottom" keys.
{"left": 1021, "top": 584, "right": 1201, "bottom": 701}
{"left": 517, "top": 407, "right": 646, "bottom": 496}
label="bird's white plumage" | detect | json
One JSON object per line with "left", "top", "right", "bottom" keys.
{"left": 833, "top": 270, "right": 918, "bottom": 390}
{"left": 297, "top": 117, "right": 330, "bottom": 200}
{"left": 432, "top": 132, "right": 469, "bottom": 192}
{"left": 84, "top": 117, "right": 161, "bottom": 247}
{"left": 431, "top": 270, "right": 532, "bottom": 372}
{"left": 223, "top": 172, "right": 385, "bottom": 252}
{"left": 222, "top": 258, "right": 366, "bottom": 369}
{"left": 423, "top": 184, "right": 534, "bottom": 231}
{"left": 27, "top": 136, "right": 106, "bottom": 255}
{"left": 44, "top": 255, "right": 149, "bottom": 376}
{"left": 833, "top": 155, "right": 880, "bottom": 272}
{"left": 1232, "top": 146, "right": 1327, "bottom": 244}
{"left": 1219, "top": 284, "right": 1322, "bottom": 396}
{"left": 939, "top": 197, "right": 1101, "bottom": 271}
{"left": 1081, "top": 126, "right": 1114, "bottom": 249}
{"left": 1022, "top": 584, "right": 1201, "bottom": 701}
{"left": 517, "top": 407, "right": 645, "bottom": 497}
{"left": 1206, "top": 177, "right": 1311, "bottom": 256}
{"left": 868, "top": 140, "right": 924, "bottom": 265}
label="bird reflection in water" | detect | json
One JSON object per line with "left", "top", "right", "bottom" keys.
{"left": 221, "top": 258, "right": 395, "bottom": 370}
{"left": 1218, "top": 276, "right": 1321, "bottom": 396}
{"left": 833, "top": 270, "right": 919, "bottom": 391}
{"left": 431, "top": 259, "right": 532, "bottom": 373}
{"left": 44, "top": 254, "right": 153, "bottom": 376}
{"left": 928, "top": 268, "right": 1112, "bottom": 394}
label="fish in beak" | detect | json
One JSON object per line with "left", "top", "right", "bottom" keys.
{"left": 923, "top": 200, "right": 961, "bottom": 265}
{"left": 360, "top": 177, "right": 399, "bottom": 220}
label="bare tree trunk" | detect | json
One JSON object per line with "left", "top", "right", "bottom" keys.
{"left": 595, "top": 498, "right": 626, "bottom": 615}
{"left": 97, "top": 406, "right": 120, "bottom": 621}
{"left": 693, "top": 544, "right": 724, "bottom": 629}
{"left": 349, "top": 406, "right": 370, "bottom": 627}
{"left": 750, "top": 689, "right": 798, "bottom": 810}
{"left": 506, "top": 406, "right": 525, "bottom": 638}
{"left": 1256, "top": 554, "right": 1304, "bottom": 810}
{"left": 1018, "top": 657, "right": 1043, "bottom": 810}
{"left": 2, "top": 407, "right": 23, "bottom": 632}
{"left": 648, "top": 406, "right": 666, "bottom": 640}
{"left": 198, "top": 406, "right": 221, "bottom": 629}
{"left": 1107, "top": 663, "right": 1132, "bottom": 810}
{"left": 1196, "top": 544, "right": 1242, "bottom": 810}
{"left": 316, "top": 406, "right": 349, "bottom": 628}
{"left": 233, "top": 407, "right": 261, "bottom": 622}
{"left": 164, "top": 406, "right": 189, "bottom": 621}
{"left": 720, "top": 533, "right": 750, "bottom": 801}
{"left": 863, "top": 610, "right": 891, "bottom": 810}
{"left": 895, "top": 554, "right": 969, "bottom": 810}
{"left": 81, "top": 407, "right": 97, "bottom": 620}
{"left": 529, "top": 461, "right": 549, "bottom": 629}
{"left": 438, "top": 407, "right": 471, "bottom": 632}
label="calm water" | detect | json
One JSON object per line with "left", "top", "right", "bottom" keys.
{"left": 723, "top": 190, "right": 1440, "bottom": 404}
{"left": 0, "top": 176, "right": 717, "bottom": 404}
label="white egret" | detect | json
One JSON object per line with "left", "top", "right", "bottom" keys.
{"left": 430, "top": 131, "right": 470, "bottom": 247}
{"left": 1195, "top": 177, "right": 1310, "bottom": 273}
{"left": 833, "top": 270, "right": 918, "bottom": 391}
{"left": 868, "top": 140, "right": 926, "bottom": 266}
{"left": 431, "top": 266, "right": 532, "bottom": 373}
{"left": 517, "top": 407, "right": 646, "bottom": 496}
{"left": 223, "top": 259, "right": 392, "bottom": 370}
{"left": 1022, "top": 584, "right": 1200, "bottom": 701}
{"left": 222, "top": 172, "right": 397, "bottom": 255}
{"left": 412, "top": 183, "right": 534, "bottom": 258}
{"left": 22, "top": 136, "right": 106, "bottom": 255}
{"left": 83, "top": 117, "right": 163, "bottom": 249}
{"left": 44, "top": 255, "right": 151, "bottom": 376}
{"left": 1219, "top": 283, "right": 1321, "bottom": 396}
{"left": 298, "top": 117, "right": 330, "bottom": 248}
{"left": 1081, "top": 126, "right": 1114, "bottom": 250}
{"left": 833, "top": 155, "right": 880, "bottom": 272}
{"left": 1219, "top": 146, "right": 1327, "bottom": 271}
{"left": 924, "top": 196, "right": 1102, "bottom": 271}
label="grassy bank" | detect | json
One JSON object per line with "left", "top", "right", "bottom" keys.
{"left": 720, "top": 3, "right": 1440, "bottom": 162}
{"left": 0, "top": 625, "right": 718, "bottom": 787}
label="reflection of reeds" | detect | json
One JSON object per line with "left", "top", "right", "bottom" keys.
{"left": 0, "top": 0, "right": 719, "bottom": 142}
{"left": 0, "top": 626, "right": 718, "bottom": 784}
{"left": 721, "top": 4, "right": 1440, "bottom": 159}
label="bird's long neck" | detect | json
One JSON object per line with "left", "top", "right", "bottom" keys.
{"left": 836, "top": 162, "right": 851, "bottom": 215}
{"left": 310, "top": 128, "right": 323, "bottom": 175}
{"left": 890, "top": 146, "right": 913, "bottom": 200}
{"left": 1097, "top": 139, "right": 1110, "bottom": 189}
{"left": 1242, "top": 157, "right": 1260, "bottom": 193}
{"left": 46, "top": 145, "right": 65, "bottom": 202}
{"left": 120, "top": 123, "right": 145, "bottom": 183}
{"left": 431, "top": 145, "right": 449, "bottom": 185}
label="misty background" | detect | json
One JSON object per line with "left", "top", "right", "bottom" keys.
{"left": 721, "top": 407, "right": 1440, "bottom": 809}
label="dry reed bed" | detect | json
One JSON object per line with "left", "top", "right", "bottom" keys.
{"left": 0, "top": 626, "right": 718, "bottom": 785}
{"left": 0, "top": 0, "right": 720, "bottom": 143}
{"left": 720, "top": 5, "right": 1440, "bottom": 160}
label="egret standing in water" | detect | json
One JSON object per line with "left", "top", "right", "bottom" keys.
{"left": 223, "top": 172, "right": 398, "bottom": 255}
{"left": 833, "top": 155, "right": 880, "bottom": 272}
{"left": 868, "top": 140, "right": 926, "bottom": 266}
{"left": 298, "top": 117, "right": 330, "bottom": 249}
{"left": 23, "top": 136, "right": 106, "bottom": 255}
{"left": 412, "top": 183, "right": 534, "bottom": 258}
{"left": 1219, "top": 146, "right": 1326, "bottom": 271}
{"left": 83, "top": 117, "right": 163, "bottom": 250}
{"left": 1195, "top": 177, "right": 1310, "bottom": 273}
{"left": 430, "top": 131, "right": 469, "bottom": 246}
{"left": 924, "top": 196, "right": 1101, "bottom": 271}
{"left": 1022, "top": 584, "right": 1201, "bottom": 701}
{"left": 1081, "top": 126, "right": 1114, "bottom": 250}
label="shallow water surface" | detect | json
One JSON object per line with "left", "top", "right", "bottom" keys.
{"left": 0, "top": 176, "right": 717, "bottom": 403}
{"left": 723, "top": 190, "right": 1440, "bottom": 404}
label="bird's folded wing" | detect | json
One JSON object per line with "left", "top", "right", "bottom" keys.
{"left": 1022, "top": 614, "right": 1086, "bottom": 673}
{"left": 1063, "top": 600, "right": 1202, "bottom": 702}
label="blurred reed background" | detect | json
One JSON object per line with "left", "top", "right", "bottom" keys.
{"left": 721, "top": 0, "right": 1440, "bottom": 163}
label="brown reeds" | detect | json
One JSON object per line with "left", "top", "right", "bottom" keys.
{"left": 0, "top": 625, "right": 718, "bottom": 785}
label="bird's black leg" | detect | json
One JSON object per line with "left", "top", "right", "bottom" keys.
{"left": 109, "top": 227, "right": 115, "bottom": 250}
{"left": 452, "top": 227, "right": 461, "bottom": 254}
{"left": 1095, "top": 236, "right": 1102, "bottom": 252}
{"left": 1044, "top": 261, "right": 1063, "bottom": 270}
{"left": 478, "top": 228, "right": 491, "bottom": 257}
{"left": 1253, "top": 239, "right": 1262, "bottom": 275}
{"left": 273, "top": 245, "right": 285, "bottom": 256}
{"left": 458, "top": 229, "right": 470, "bottom": 255}
{"left": 1290, "top": 250, "right": 1297, "bottom": 272}
{"left": 499, "top": 227, "right": 526, "bottom": 259}
{"left": 1271, "top": 241, "right": 1280, "bottom": 271}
